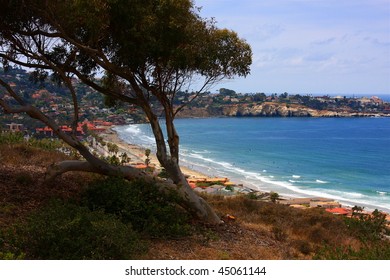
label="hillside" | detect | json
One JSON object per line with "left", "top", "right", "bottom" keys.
{"left": 1, "top": 137, "right": 389, "bottom": 260}
{"left": 1, "top": 68, "right": 389, "bottom": 134}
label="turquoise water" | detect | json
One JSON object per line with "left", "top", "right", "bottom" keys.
{"left": 114, "top": 117, "right": 390, "bottom": 212}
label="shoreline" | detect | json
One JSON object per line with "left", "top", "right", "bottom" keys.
{"left": 99, "top": 126, "right": 390, "bottom": 218}
{"left": 100, "top": 128, "right": 209, "bottom": 180}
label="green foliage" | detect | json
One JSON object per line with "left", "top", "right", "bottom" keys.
{"left": 0, "top": 132, "right": 24, "bottom": 145}
{"left": 106, "top": 142, "right": 119, "bottom": 155}
{"left": 104, "top": 155, "right": 121, "bottom": 166}
{"left": 119, "top": 152, "right": 130, "bottom": 165}
{"left": 103, "top": 152, "right": 131, "bottom": 166}
{"left": 196, "top": 181, "right": 225, "bottom": 188}
{"left": 158, "top": 168, "right": 169, "bottom": 179}
{"left": 246, "top": 192, "right": 258, "bottom": 200}
{"left": 345, "top": 209, "right": 387, "bottom": 243}
{"left": 82, "top": 177, "right": 192, "bottom": 238}
{"left": 27, "top": 138, "right": 66, "bottom": 151}
{"left": 314, "top": 209, "right": 390, "bottom": 259}
{"left": 219, "top": 88, "right": 236, "bottom": 96}
{"left": 0, "top": 132, "right": 67, "bottom": 152}
{"left": 314, "top": 243, "right": 390, "bottom": 260}
{"left": 9, "top": 200, "right": 142, "bottom": 260}
{"left": 0, "top": 251, "right": 25, "bottom": 260}
{"left": 144, "top": 148, "right": 151, "bottom": 166}
{"left": 270, "top": 192, "right": 279, "bottom": 203}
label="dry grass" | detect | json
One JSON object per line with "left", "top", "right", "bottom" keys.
{"left": 201, "top": 195, "right": 360, "bottom": 258}
{"left": 0, "top": 144, "right": 95, "bottom": 227}
{"left": 0, "top": 144, "right": 69, "bottom": 167}
{"left": 141, "top": 194, "right": 365, "bottom": 260}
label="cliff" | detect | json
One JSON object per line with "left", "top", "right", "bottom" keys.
{"left": 177, "top": 102, "right": 389, "bottom": 118}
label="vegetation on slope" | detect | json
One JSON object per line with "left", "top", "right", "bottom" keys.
{"left": 0, "top": 134, "right": 389, "bottom": 260}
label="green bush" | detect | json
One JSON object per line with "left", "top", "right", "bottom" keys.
{"left": 314, "top": 243, "right": 390, "bottom": 260}
{"left": 345, "top": 209, "right": 387, "bottom": 243}
{"left": 0, "top": 132, "right": 24, "bottom": 145}
{"left": 158, "top": 168, "right": 169, "bottom": 179}
{"left": 0, "top": 251, "right": 25, "bottom": 260}
{"left": 246, "top": 192, "right": 258, "bottom": 200}
{"left": 83, "top": 177, "right": 192, "bottom": 238}
{"left": 314, "top": 209, "right": 390, "bottom": 259}
{"left": 12, "top": 200, "right": 143, "bottom": 259}
{"left": 0, "top": 230, "right": 25, "bottom": 260}
{"left": 27, "top": 138, "right": 65, "bottom": 151}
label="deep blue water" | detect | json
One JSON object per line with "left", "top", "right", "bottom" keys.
{"left": 114, "top": 117, "right": 390, "bottom": 212}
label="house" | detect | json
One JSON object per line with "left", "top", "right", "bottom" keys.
{"left": 132, "top": 163, "right": 148, "bottom": 169}
{"left": 325, "top": 208, "right": 351, "bottom": 216}
{"left": 205, "top": 177, "right": 229, "bottom": 184}
{"left": 370, "top": 96, "right": 384, "bottom": 106}
{"left": 35, "top": 120, "right": 110, "bottom": 138}
{"left": 36, "top": 125, "right": 84, "bottom": 138}
{"left": 280, "top": 197, "right": 341, "bottom": 210}
{"left": 310, "top": 200, "right": 341, "bottom": 209}
{"left": 35, "top": 126, "right": 56, "bottom": 137}
{"left": 6, "top": 123, "right": 24, "bottom": 132}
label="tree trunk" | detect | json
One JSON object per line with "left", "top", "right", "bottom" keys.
{"left": 166, "top": 160, "right": 221, "bottom": 224}
{"left": 148, "top": 113, "right": 221, "bottom": 224}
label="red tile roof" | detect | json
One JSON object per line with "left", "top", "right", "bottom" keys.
{"left": 326, "top": 208, "right": 350, "bottom": 215}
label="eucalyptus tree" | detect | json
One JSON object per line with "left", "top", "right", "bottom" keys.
{"left": 0, "top": 0, "right": 252, "bottom": 223}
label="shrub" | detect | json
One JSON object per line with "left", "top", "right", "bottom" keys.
{"left": 82, "top": 177, "right": 192, "bottom": 238}
{"left": 271, "top": 225, "right": 287, "bottom": 242}
{"left": 0, "top": 230, "right": 25, "bottom": 260}
{"left": 12, "top": 200, "right": 142, "bottom": 259}
{"left": 157, "top": 168, "right": 169, "bottom": 178}
{"left": 291, "top": 240, "right": 312, "bottom": 255}
{"left": 0, "top": 132, "right": 24, "bottom": 145}
{"left": 27, "top": 138, "right": 65, "bottom": 151}
{"left": 246, "top": 192, "right": 258, "bottom": 200}
{"left": 345, "top": 209, "right": 387, "bottom": 243}
{"left": 314, "top": 243, "right": 390, "bottom": 260}
{"left": 0, "top": 251, "right": 25, "bottom": 260}
{"left": 307, "top": 223, "right": 329, "bottom": 244}
{"left": 270, "top": 192, "right": 279, "bottom": 203}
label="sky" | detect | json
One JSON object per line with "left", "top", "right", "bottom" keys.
{"left": 194, "top": 0, "right": 390, "bottom": 95}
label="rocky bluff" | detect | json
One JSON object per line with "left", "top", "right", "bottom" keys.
{"left": 177, "top": 102, "right": 388, "bottom": 118}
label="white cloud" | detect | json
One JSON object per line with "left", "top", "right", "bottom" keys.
{"left": 195, "top": 0, "right": 390, "bottom": 94}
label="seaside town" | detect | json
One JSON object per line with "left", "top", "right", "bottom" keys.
{"left": 1, "top": 67, "right": 390, "bottom": 225}
{"left": 1, "top": 67, "right": 390, "bottom": 135}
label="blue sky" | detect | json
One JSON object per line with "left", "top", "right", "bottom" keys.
{"left": 195, "top": 0, "right": 390, "bottom": 95}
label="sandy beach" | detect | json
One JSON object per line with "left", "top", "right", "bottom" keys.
{"left": 100, "top": 128, "right": 208, "bottom": 180}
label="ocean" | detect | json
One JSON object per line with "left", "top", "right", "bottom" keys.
{"left": 114, "top": 117, "right": 390, "bottom": 212}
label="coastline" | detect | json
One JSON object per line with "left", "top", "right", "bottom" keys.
{"left": 99, "top": 126, "right": 390, "bottom": 219}
{"left": 100, "top": 128, "right": 208, "bottom": 180}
